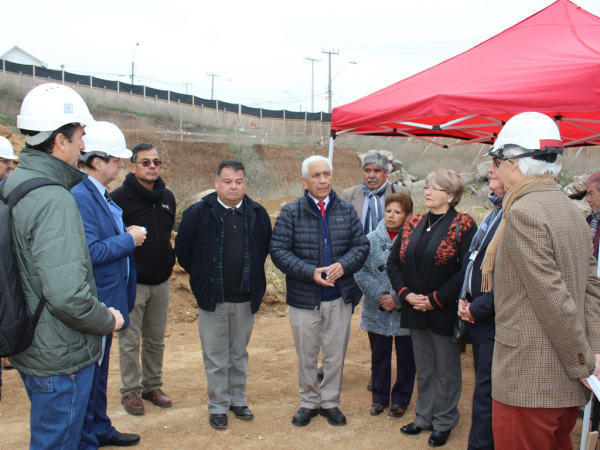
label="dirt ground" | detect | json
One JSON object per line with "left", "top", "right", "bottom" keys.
{"left": 0, "top": 268, "right": 589, "bottom": 450}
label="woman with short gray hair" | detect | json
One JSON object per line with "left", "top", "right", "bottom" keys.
{"left": 387, "top": 168, "right": 476, "bottom": 447}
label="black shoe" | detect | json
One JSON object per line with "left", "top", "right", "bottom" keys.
{"left": 367, "top": 378, "right": 372, "bottom": 391}
{"left": 428, "top": 430, "right": 451, "bottom": 447}
{"left": 401, "top": 422, "right": 429, "bottom": 435}
{"left": 209, "top": 414, "right": 228, "bottom": 429}
{"left": 319, "top": 407, "right": 347, "bottom": 426}
{"left": 229, "top": 405, "right": 254, "bottom": 420}
{"left": 292, "top": 407, "right": 319, "bottom": 427}
{"left": 99, "top": 431, "right": 141, "bottom": 447}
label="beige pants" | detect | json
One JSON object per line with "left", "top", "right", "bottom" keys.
{"left": 117, "top": 280, "right": 170, "bottom": 396}
{"left": 289, "top": 297, "right": 352, "bottom": 409}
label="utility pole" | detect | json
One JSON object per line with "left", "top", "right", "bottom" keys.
{"left": 304, "top": 57, "right": 321, "bottom": 113}
{"left": 182, "top": 82, "right": 192, "bottom": 95}
{"left": 322, "top": 49, "right": 339, "bottom": 113}
{"left": 131, "top": 43, "right": 139, "bottom": 85}
{"left": 207, "top": 73, "right": 219, "bottom": 100}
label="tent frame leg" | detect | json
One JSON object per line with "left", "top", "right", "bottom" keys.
{"left": 328, "top": 137, "right": 335, "bottom": 162}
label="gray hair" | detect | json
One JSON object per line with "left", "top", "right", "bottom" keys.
{"left": 504, "top": 147, "right": 562, "bottom": 177}
{"left": 587, "top": 172, "right": 600, "bottom": 191}
{"left": 302, "top": 155, "right": 333, "bottom": 177}
{"left": 425, "top": 169, "right": 466, "bottom": 208}
{"left": 361, "top": 152, "right": 389, "bottom": 171}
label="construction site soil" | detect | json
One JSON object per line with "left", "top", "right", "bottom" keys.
{"left": 0, "top": 132, "right": 588, "bottom": 449}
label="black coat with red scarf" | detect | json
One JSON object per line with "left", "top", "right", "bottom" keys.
{"left": 387, "top": 207, "right": 477, "bottom": 336}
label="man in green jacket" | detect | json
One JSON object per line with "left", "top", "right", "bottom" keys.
{"left": 5, "top": 83, "right": 123, "bottom": 450}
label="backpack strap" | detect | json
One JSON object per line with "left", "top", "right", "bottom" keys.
{"left": 1, "top": 178, "right": 66, "bottom": 209}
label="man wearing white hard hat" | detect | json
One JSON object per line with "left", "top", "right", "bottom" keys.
{"left": 72, "top": 122, "right": 147, "bottom": 448}
{"left": 483, "top": 112, "right": 600, "bottom": 449}
{"left": 4, "top": 83, "right": 123, "bottom": 449}
{"left": 0, "top": 136, "right": 17, "bottom": 179}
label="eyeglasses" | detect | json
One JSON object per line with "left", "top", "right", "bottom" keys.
{"left": 423, "top": 185, "right": 445, "bottom": 193}
{"left": 493, "top": 157, "right": 514, "bottom": 168}
{"left": 134, "top": 159, "right": 162, "bottom": 167}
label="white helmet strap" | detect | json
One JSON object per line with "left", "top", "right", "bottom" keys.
{"left": 24, "top": 131, "right": 52, "bottom": 146}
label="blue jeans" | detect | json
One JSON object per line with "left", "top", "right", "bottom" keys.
{"left": 21, "top": 363, "right": 95, "bottom": 450}
{"left": 79, "top": 334, "right": 117, "bottom": 450}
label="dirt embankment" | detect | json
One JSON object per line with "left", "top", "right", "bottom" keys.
{"left": 253, "top": 144, "right": 362, "bottom": 194}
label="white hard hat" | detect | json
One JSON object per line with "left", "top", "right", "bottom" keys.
{"left": 81, "top": 122, "right": 132, "bottom": 159}
{"left": 488, "top": 112, "right": 563, "bottom": 162}
{"left": 0, "top": 136, "right": 17, "bottom": 160}
{"left": 17, "top": 83, "right": 95, "bottom": 146}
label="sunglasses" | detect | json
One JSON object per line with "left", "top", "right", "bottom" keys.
{"left": 135, "top": 159, "right": 162, "bottom": 168}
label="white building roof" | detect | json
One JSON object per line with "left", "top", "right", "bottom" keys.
{"left": 0, "top": 45, "right": 48, "bottom": 68}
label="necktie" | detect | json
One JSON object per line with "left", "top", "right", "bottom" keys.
{"left": 104, "top": 189, "right": 114, "bottom": 205}
{"left": 317, "top": 202, "right": 326, "bottom": 219}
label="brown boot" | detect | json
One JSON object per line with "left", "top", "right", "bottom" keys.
{"left": 121, "top": 391, "right": 145, "bottom": 415}
{"left": 142, "top": 388, "right": 173, "bottom": 408}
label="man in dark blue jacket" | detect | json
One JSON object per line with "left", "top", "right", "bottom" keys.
{"left": 175, "top": 160, "right": 271, "bottom": 430}
{"left": 270, "top": 155, "right": 369, "bottom": 428}
{"left": 72, "top": 122, "right": 146, "bottom": 448}
{"left": 457, "top": 160, "right": 506, "bottom": 450}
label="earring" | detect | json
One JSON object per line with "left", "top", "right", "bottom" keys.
{"left": 448, "top": 199, "right": 451, "bottom": 203}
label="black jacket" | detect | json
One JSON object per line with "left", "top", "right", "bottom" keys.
{"left": 174, "top": 193, "right": 272, "bottom": 314}
{"left": 269, "top": 190, "right": 369, "bottom": 310}
{"left": 111, "top": 182, "right": 176, "bottom": 286}
{"left": 387, "top": 208, "right": 476, "bottom": 336}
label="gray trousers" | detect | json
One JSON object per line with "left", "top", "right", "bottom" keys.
{"left": 117, "top": 279, "right": 170, "bottom": 396}
{"left": 198, "top": 302, "right": 255, "bottom": 414}
{"left": 289, "top": 297, "right": 352, "bottom": 409}
{"left": 411, "top": 328, "right": 462, "bottom": 432}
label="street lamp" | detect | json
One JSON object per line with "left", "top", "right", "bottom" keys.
{"left": 284, "top": 91, "right": 302, "bottom": 112}
{"left": 213, "top": 79, "right": 232, "bottom": 99}
{"left": 131, "top": 43, "right": 139, "bottom": 85}
{"left": 328, "top": 61, "right": 357, "bottom": 113}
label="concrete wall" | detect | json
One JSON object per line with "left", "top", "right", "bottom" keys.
{"left": 0, "top": 71, "right": 331, "bottom": 138}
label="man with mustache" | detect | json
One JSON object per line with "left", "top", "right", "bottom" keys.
{"left": 111, "top": 142, "right": 177, "bottom": 416}
{"left": 342, "top": 152, "right": 411, "bottom": 235}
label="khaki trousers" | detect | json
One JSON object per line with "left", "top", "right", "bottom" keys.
{"left": 289, "top": 297, "right": 352, "bottom": 409}
{"left": 117, "top": 280, "right": 170, "bottom": 396}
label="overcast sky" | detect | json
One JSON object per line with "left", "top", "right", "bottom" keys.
{"left": 2, "top": 0, "right": 599, "bottom": 113}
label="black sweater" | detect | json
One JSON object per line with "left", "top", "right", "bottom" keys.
{"left": 111, "top": 181, "right": 176, "bottom": 286}
{"left": 387, "top": 208, "right": 477, "bottom": 336}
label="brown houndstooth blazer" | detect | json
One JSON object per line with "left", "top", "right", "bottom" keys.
{"left": 492, "top": 181, "right": 600, "bottom": 408}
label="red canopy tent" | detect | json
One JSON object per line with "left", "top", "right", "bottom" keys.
{"left": 329, "top": 0, "right": 600, "bottom": 159}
